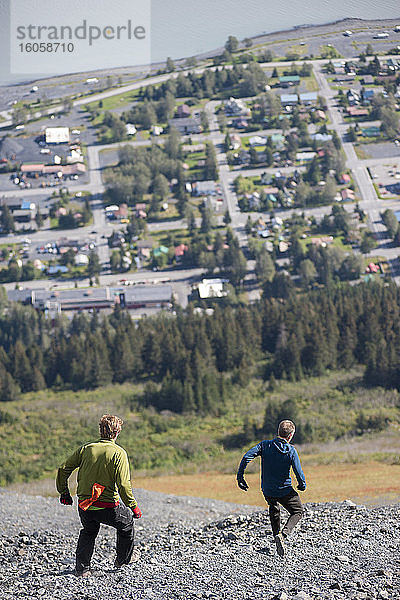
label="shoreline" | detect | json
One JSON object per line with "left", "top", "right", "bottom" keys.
{"left": 2, "top": 16, "right": 400, "bottom": 90}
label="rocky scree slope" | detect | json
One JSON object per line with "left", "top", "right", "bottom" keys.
{"left": 0, "top": 489, "right": 398, "bottom": 600}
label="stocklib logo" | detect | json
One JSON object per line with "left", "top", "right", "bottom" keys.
{"left": 10, "top": 0, "right": 150, "bottom": 75}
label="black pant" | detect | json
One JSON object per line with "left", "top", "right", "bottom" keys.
{"left": 76, "top": 505, "right": 135, "bottom": 573}
{"left": 263, "top": 488, "right": 303, "bottom": 538}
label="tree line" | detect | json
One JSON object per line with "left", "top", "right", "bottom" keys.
{"left": 1, "top": 282, "right": 400, "bottom": 408}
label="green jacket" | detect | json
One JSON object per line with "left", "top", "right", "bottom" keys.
{"left": 56, "top": 438, "right": 138, "bottom": 509}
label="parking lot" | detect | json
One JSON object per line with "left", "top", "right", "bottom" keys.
{"left": 369, "top": 161, "right": 400, "bottom": 196}
{"left": 0, "top": 107, "right": 93, "bottom": 192}
{"left": 359, "top": 141, "right": 400, "bottom": 160}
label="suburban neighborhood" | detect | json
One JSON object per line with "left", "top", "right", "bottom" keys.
{"left": 2, "top": 19, "right": 400, "bottom": 316}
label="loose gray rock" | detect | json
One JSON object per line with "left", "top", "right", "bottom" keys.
{"left": 0, "top": 489, "right": 399, "bottom": 600}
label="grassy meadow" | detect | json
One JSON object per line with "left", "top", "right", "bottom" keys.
{"left": 1, "top": 368, "right": 400, "bottom": 504}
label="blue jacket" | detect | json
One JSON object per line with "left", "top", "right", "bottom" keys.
{"left": 237, "top": 437, "right": 306, "bottom": 497}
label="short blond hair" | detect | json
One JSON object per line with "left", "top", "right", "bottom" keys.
{"left": 278, "top": 420, "right": 295, "bottom": 439}
{"left": 99, "top": 414, "right": 123, "bottom": 440}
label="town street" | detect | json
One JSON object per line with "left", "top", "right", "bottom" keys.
{"left": 3, "top": 53, "right": 400, "bottom": 294}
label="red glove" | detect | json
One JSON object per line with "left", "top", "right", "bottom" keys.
{"left": 132, "top": 506, "right": 142, "bottom": 519}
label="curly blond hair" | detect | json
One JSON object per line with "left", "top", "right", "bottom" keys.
{"left": 99, "top": 414, "right": 123, "bottom": 440}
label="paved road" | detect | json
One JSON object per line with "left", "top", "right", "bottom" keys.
{"left": 313, "top": 61, "right": 400, "bottom": 281}
{"left": 4, "top": 53, "right": 400, "bottom": 292}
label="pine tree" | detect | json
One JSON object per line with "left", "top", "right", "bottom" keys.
{"left": 0, "top": 364, "right": 20, "bottom": 402}
{"left": 10, "top": 341, "right": 32, "bottom": 392}
{"left": 31, "top": 367, "right": 46, "bottom": 391}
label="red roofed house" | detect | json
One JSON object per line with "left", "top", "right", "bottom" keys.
{"left": 340, "top": 173, "right": 351, "bottom": 184}
{"left": 175, "top": 244, "right": 188, "bottom": 260}
{"left": 114, "top": 203, "right": 129, "bottom": 218}
{"left": 367, "top": 262, "right": 379, "bottom": 273}
{"left": 134, "top": 203, "right": 147, "bottom": 218}
{"left": 341, "top": 188, "right": 355, "bottom": 201}
{"left": 346, "top": 106, "right": 369, "bottom": 117}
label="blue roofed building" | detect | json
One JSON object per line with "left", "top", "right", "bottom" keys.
{"left": 362, "top": 89, "right": 375, "bottom": 104}
{"left": 299, "top": 92, "right": 318, "bottom": 105}
{"left": 280, "top": 93, "right": 298, "bottom": 105}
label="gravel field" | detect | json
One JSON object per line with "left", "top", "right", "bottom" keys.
{"left": 0, "top": 488, "right": 398, "bottom": 600}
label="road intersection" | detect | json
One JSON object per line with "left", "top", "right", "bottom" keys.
{"left": 2, "top": 55, "right": 400, "bottom": 292}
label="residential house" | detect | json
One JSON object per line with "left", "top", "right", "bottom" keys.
{"left": 280, "top": 93, "right": 298, "bottom": 106}
{"left": 249, "top": 135, "right": 267, "bottom": 146}
{"left": 0, "top": 197, "right": 21, "bottom": 211}
{"left": 125, "top": 123, "right": 137, "bottom": 135}
{"left": 335, "top": 74, "right": 356, "bottom": 83}
{"left": 341, "top": 188, "right": 355, "bottom": 201}
{"left": 168, "top": 115, "right": 202, "bottom": 134}
{"left": 152, "top": 125, "right": 164, "bottom": 136}
{"left": 248, "top": 192, "right": 261, "bottom": 209}
{"left": 176, "top": 104, "right": 191, "bottom": 118}
{"left": 361, "top": 126, "right": 380, "bottom": 137}
{"left": 135, "top": 203, "right": 147, "bottom": 218}
{"left": 192, "top": 181, "right": 217, "bottom": 196}
{"left": 271, "top": 133, "right": 285, "bottom": 149}
{"left": 232, "top": 118, "right": 248, "bottom": 129}
{"left": 174, "top": 244, "right": 188, "bottom": 260}
{"left": 299, "top": 92, "right": 318, "bottom": 106}
{"left": 263, "top": 186, "right": 279, "bottom": 195}
{"left": 340, "top": 173, "right": 351, "bottom": 185}
{"left": 362, "top": 89, "right": 375, "bottom": 104}
{"left": 346, "top": 106, "right": 369, "bottom": 117}
{"left": 261, "top": 172, "right": 273, "bottom": 185}
{"left": 311, "top": 133, "right": 332, "bottom": 142}
{"left": 296, "top": 151, "right": 316, "bottom": 164}
{"left": 237, "top": 150, "right": 250, "bottom": 164}
{"left": 347, "top": 89, "right": 360, "bottom": 106}
{"left": 114, "top": 203, "right": 129, "bottom": 219}
{"left": 311, "top": 236, "right": 334, "bottom": 247}
{"left": 279, "top": 75, "right": 300, "bottom": 87}
{"left": 224, "top": 97, "right": 248, "bottom": 116}
{"left": 229, "top": 133, "right": 241, "bottom": 150}
{"left": 136, "top": 239, "right": 153, "bottom": 260}
{"left": 362, "top": 75, "right": 374, "bottom": 85}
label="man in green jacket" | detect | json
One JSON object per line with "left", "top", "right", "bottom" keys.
{"left": 56, "top": 414, "right": 142, "bottom": 576}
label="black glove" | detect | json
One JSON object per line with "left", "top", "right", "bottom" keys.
{"left": 297, "top": 484, "right": 306, "bottom": 492}
{"left": 237, "top": 476, "right": 249, "bottom": 491}
{"left": 60, "top": 492, "right": 73, "bottom": 505}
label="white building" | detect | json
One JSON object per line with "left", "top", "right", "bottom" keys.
{"left": 125, "top": 123, "right": 137, "bottom": 135}
{"left": 198, "top": 278, "right": 229, "bottom": 299}
{"left": 45, "top": 127, "right": 70, "bottom": 144}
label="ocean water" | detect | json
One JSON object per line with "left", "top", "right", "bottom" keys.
{"left": 151, "top": 0, "right": 400, "bottom": 61}
{"left": 0, "top": 0, "right": 400, "bottom": 84}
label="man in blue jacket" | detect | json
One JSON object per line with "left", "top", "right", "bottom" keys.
{"left": 236, "top": 419, "right": 306, "bottom": 557}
